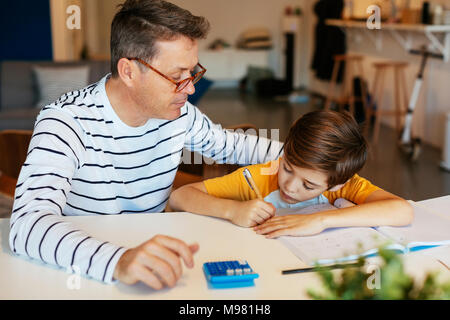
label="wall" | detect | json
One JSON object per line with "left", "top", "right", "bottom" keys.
{"left": 350, "top": 0, "right": 426, "bottom": 17}
{"left": 80, "top": 0, "right": 308, "bottom": 88}
{"left": 51, "top": 0, "right": 113, "bottom": 61}
{"left": 50, "top": 0, "right": 85, "bottom": 61}
{"left": 0, "top": 0, "right": 53, "bottom": 109}
{"left": 170, "top": 0, "right": 306, "bottom": 88}
{"left": 305, "top": 0, "right": 450, "bottom": 150}
{"left": 88, "top": 0, "right": 122, "bottom": 59}
{"left": 0, "top": 0, "right": 53, "bottom": 61}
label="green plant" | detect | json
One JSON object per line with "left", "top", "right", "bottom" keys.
{"left": 307, "top": 246, "right": 450, "bottom": 300}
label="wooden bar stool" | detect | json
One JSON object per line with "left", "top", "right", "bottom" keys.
{"left": 325, "top": 54, "right": 369, "bottom": 117}
{"left": 365, "top": 61, "right": 409, "bottom": 144}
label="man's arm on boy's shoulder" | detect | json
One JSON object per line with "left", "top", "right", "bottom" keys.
{"left": 184, "top": 103, "right": 284, "bottom": 166}
{"left": 320, "top": 189, "right": 414, "bottom": 229}
{"left": 323, "top": 174, "right": 382, "bottom": 205}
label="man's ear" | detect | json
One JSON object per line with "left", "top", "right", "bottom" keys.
{"left": 117, "top": 58, "right": 138, "bottom": 87}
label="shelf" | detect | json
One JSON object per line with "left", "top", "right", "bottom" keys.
{"left": 327, "top": 19, "right": 450, "bottom": 32}
{"left": 198, "top": 49, "right": 270, "bottom": 82}
{"left": 326, "top": 19, "right": 450, "bottom": 61}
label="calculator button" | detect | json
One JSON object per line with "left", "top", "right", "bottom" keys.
{"left": 243, "top": 268, "right": 252, "bottom": 274}
{"left": 235, "top": 268, "right": 243, "bottom": 275}
{"left": 226, "top": 269, "right": 234, "bottom": 276}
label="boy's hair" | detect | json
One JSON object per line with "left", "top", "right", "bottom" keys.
{"left": 284, "top": 110, "right": 368, "bottom": 188}
{"left": 110, "top": 0, "right": 210, "bottom": 77}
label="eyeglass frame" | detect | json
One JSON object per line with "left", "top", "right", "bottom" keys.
{"left": 127, "top": 57, "right": 206, "bottom": 92}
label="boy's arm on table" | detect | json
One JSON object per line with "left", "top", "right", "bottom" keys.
{"left": 322, "top": 190, "right": 414, "bottom": 228}
{"left": 183, "top": 103, "right": 284, "bottom": 166}
{"left": 254, "top": 190, "right": 414, "bottom": 238}
{"left": 169, "top": 182, "right": 275, "bottom": 227}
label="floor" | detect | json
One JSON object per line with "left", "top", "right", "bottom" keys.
{"left": 196, "top": 89, "right": 450, "bottom": 202}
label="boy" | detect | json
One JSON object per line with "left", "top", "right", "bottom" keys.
{"left": 169, "top": 111, "right": 413, "bottom": 238}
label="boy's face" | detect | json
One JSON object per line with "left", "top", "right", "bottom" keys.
{"left": 277, "top": 157, "right": 330, "bottom": 204}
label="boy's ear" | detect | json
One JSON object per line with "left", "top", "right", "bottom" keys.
{"left": 328, "top": 179, "right": 350, "bottom": 192}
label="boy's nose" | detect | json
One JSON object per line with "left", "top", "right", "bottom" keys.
{"left": 284, "top": 180, "right": 297, "bottom": 194}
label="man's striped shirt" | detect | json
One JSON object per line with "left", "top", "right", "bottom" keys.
{"left": 9, "top": 74, "right": 284, "bottom": 284}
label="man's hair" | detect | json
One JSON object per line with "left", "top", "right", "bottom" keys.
{"left": 110, "top": 0, "right": 210, "bottom": 77}
{"left": 284, "top": 110, "right": 368, "bottom": 188}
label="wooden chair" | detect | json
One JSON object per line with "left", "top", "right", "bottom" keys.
{"left": 0, "top": 173, "right": 17, "bottom": 198}
{"left": 365, "top": 61, "right": 409, "bottom": 144}
{"left": 0, "top": 130, "right": 33, "bottom": 197}
{"left": 172, "top": 171, "right": 204, "bottom": 190}
{"left": 325, "top": 54, "right": 369, "bottom": 117}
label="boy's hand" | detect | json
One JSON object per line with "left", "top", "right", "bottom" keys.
{"left": 113, "top": 235, "right": 199, "bottom": 290}
{"left": 229, "top": 199, "right": 276, "bottom": 227}
{"left": 253, "top": 214, "right": 326, "bottom": 238}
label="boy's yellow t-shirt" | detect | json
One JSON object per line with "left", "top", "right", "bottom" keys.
{"left": 203, "top": 159, "right": 381, "bottom": 206}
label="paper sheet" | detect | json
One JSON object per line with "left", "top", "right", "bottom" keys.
{"left": 422, "top": 246, "right": 450, "bottom": 270}
{"left": 275, "top": 200, "right": 450, "bottom": 266}
{"left": 276, "top": 198, "right": 355, "bottom": 217}
{"left": 276, "top": 199, "right": 392, "bottom": 265}
{"left": 279, "top": 227, "right": 392, "bottom": 265}
{"left": 276, "top": 203, "right": 336, "bottom": 216}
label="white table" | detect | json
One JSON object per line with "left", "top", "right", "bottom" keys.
{"left": 416, "top": 195, "right": 450, "bottom": 215}
{"left": 0, "top": 197, "right": 449, "bottom": 300}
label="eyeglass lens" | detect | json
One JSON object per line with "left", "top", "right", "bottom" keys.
{"left": 175, "top": 71, "right": 204, "bottom": 92}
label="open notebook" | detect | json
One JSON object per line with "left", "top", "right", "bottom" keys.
{"left": 277, "top": 200, "right": 450, "bottom": 266}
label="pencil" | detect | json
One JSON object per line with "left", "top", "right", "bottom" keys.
{"left": 243, "top": 168, "right": 263, "bottom": 199}
{"left": 281, "top": 262, "right": 362, "bottom": 275}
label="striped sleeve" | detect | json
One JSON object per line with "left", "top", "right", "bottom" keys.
{"left": 184, "top": 103, "right": 284, "bottom": 165}
{"left": 9, "top": 109, "right": 127, "bottom": 284}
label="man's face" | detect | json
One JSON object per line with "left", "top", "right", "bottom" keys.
{"left": 133, "top": 36, "right": 199, "bottom": 121}
{"left": 277, "top": 157, "right": 330, "bottom": 204}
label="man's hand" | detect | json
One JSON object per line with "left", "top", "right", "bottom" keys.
{"left": 228, "top": 199, "right": 276, "bottom": 227}
{"left": 253, "top": 213, "right": 326, "bottom": 238}
{"left": 113, "top": 234, "right": 199, "bottom": 290}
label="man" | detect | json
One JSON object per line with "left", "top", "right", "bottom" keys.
{"left": 9, "top": 0, "right": 283, "bottom": 290}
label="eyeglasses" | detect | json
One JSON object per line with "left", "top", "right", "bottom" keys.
{"left": 128, "top": 57, "right": 206, "bottom": 93}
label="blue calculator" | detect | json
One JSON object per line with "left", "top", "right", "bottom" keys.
{"left": 202, "top": 260, "right": 259, "bottom": 289}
